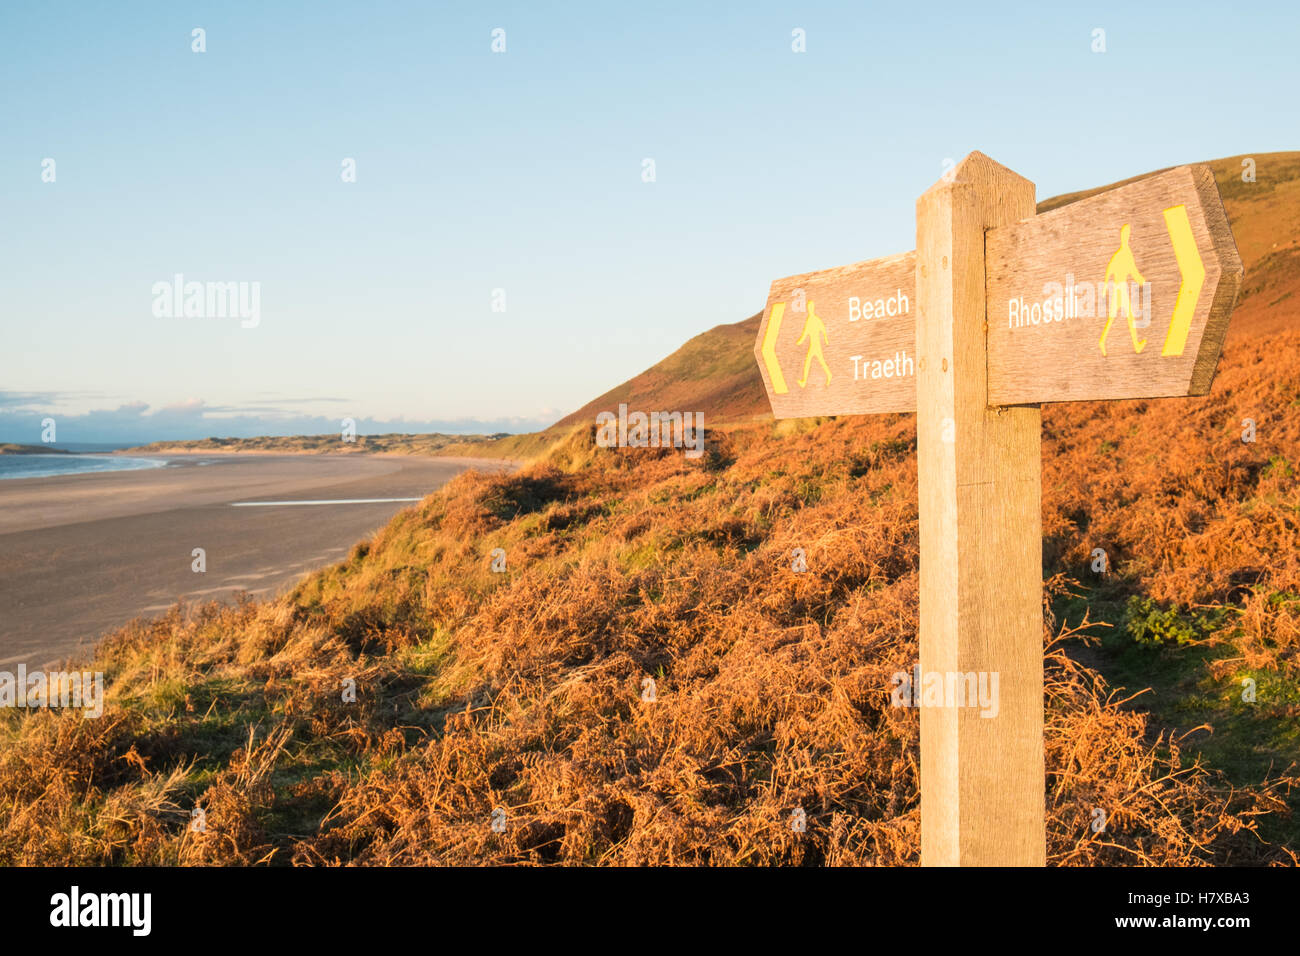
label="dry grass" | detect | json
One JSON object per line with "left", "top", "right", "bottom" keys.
{"left": 2, "top": 323, "right": 1297, "bottom": 866}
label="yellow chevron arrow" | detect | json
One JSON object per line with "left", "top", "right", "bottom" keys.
{"left": 1160, "top": 204, "right": 1204, "bottom": 357}
{"left": 762, "top": 302, "right": 788, "bottom": 394}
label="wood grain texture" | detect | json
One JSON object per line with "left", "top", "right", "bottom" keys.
{"left": 985, "top": 164, "right": 1243, "bottom": 405}
{"left": 916, "top": 152, "right": 1045, "bottom": 867}
{"left": 754, "top": 252, "right": 916, "bottom": 418}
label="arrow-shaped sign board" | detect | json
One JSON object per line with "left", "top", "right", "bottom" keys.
{"left": 755, "top": 164, "right": 1242, "bottom": 417}
{"left": 985, "top": 164, "right": 1241, "bottom": 404}
{"left": 755, "top": 251, "right": 916, "bottom": 418}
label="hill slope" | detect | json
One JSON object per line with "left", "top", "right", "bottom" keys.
{"left": 553, "top": 312, "right": 767, "bottom": 428}
{"left": 128, "top": 433, "right": 508, "bottom": 456}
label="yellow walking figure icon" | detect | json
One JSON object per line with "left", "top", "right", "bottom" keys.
{"left": 796, "top": 301, "right": 832, "bottom": 388}
{"left": 1099, "top": 223, "right": 1147, "bottom": 356}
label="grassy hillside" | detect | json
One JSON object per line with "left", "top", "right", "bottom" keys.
{"left": 3, "top": 322, "right": 1297, "bottom": 864}
{"left": 553, "top": 312, "right": 767, "bottom": 429}
{"left": 2, "top": 152, "right": 1297, "bottom": 866}
{"left": 0, "top": 443, "right": 68, "bottom": 455}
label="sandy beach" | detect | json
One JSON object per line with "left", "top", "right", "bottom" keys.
{"left": 0, "top": 453, "right": 514, "bottom": 668}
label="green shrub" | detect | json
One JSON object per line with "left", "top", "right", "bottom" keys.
{"left": 1123, "top": 596, "right": 1225, "bottom": 647}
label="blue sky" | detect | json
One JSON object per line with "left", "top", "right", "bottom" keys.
{"left": 2, "top": 0, "right": 1296, "bottom": 442}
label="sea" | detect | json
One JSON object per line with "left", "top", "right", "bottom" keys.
{"left": 0, "top": 452, "right": 169, "bottom": 481}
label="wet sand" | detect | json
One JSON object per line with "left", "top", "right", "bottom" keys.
{"left": 0, "top": 454, "right": 514, "bottom": 668}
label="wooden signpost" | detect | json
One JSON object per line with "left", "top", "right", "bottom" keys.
{"left": 754, "top": 152, "right": 1243, "bottom": 866}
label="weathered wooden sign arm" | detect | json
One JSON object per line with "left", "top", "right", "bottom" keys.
{"left": 754, "top": 151, "right": 1242, "bottom": 867}
{"left": 985, "top": 163, "right": 1242, "bottom": 405}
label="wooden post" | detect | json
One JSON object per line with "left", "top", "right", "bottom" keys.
{"left": 915, "top": 152, "right": 1045, "bottom": 866}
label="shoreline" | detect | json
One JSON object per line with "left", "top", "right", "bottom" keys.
{"left": 0, "top": 453, "right": 519, "bottom": 668}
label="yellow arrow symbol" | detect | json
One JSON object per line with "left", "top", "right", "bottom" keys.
{"left": 762, "top": 302, "right": 788, "bottom": 394}
{"left": 1160, "top": 203, "right": 1204, "bottom": 357}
